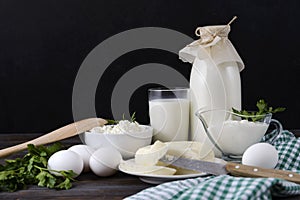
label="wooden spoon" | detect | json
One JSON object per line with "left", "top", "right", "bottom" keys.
{"left": 0, "top": 118, "right": 107, "bottom": 158}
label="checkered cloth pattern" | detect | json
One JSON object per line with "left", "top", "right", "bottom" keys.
{"left": 126, "top": 130, "right": 300, "bottom": 200}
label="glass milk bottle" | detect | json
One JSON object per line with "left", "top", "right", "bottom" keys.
{"left": 179, "top": 24, "right": 244, "bottom": 154}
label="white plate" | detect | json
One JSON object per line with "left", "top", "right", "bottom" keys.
{"left": 119, "top": 158, "right": 225, "bottom": 184}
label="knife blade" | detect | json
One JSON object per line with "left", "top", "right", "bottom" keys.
{"left": 159, "top": 155, "right": 300, "bottom": 184}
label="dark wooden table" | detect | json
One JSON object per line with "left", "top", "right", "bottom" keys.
{"left": 0, "top": 133, "right": 151, "bottom": 199}
{"left": 0, "top": 131, "right": 300, "bottom": 200}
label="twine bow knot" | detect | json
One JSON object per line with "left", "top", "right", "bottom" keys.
{"left": 193, "top": 16, "right": 238, "bottom": 45}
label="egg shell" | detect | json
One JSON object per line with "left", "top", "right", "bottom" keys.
{"left": 242, "top": 143, "right": 278, "bottom": 169}
{"left": 47, "top": 150, "right": 84, "bottom": 177}
{"left": 89, "top": 147, "right": 122, "bottom": 177}
{"left": 68, "top": 145, "right": 95, "bottom": 172}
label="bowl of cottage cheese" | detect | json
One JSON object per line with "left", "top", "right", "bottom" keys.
{"left": 81, "top": 120, "right": 153, "bottom": 159}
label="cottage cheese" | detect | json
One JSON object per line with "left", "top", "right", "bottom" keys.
{"left": 90, "top": 120, "right": 144, "bottom": 134}
{"left": 208, "top": 120, "right": 269, "bottom": 155}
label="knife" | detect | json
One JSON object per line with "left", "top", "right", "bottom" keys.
{"left": 160, "top": 155, "right": 300, "bottom": 184}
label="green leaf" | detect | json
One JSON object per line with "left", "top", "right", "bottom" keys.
{"left": 60, "top": 170, "right": 77, "bottom": 181}
{"left": 45, "top": 142, "right": 63, "bottom": 156}
{"left": 107, "top": 111, "right": 138, "bottom": 125}
{"left": 55, "top": 178, "right": 72, "bottom": 190}
{"left": 232, "top": 99, "right": 285, "bottom": 122}
{"left": 256, "top": 99, "right": 267, "bottom": 112}
{"left": 40, "top": 151, "right": 47, "bottom": 157}
{"left": 36, "top": 171, "right": 56, "bottom": 188}
{"left": 0, "top": 170, "right": 14, "bottom": 181}
{"left": 0, "top": 143, "right": 74, "bottom": 192}
{"left": 130, "top": 112, "right": 136, "bottom": 122}
{"left": 27, "top": 144, "right": 41, "bottom": 156}
{"left": 232, "top": 107, "right": 240, "bottom": 114}
{"left": 106, "top": 119, "right": 118, "bottom": 125}
{"left": 273, "top": 107, "right": 286, "bottom": 113}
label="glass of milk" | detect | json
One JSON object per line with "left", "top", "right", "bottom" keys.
{"left": 195, "top": 109, "right": 283, "bottom": 161}
{"left": 148, "top": 88, "right": 189, "bottom": 142}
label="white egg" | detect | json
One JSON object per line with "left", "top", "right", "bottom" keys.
{"left": 89, "top": 147, "right": 122, "bottom": 177}
{"left": 242, "top": 143, "right": 278, "bottom": 169}
{"left": 68, "top": 145, "right": 95, "bottom": 172}
{"left": 48, "top": 150, "right": 84, "bottom": 177}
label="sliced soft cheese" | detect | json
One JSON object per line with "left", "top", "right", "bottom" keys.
{"left": 135, "top": 140, "right": 168, "bottom": 166}
{"left": 166, "top": 141, "right": 215, "bottom": 162}
{"left": 119, "top": 160, "right": 176, "bottom": 175}
{"left": 133, "top": 141, "right": 215, "bottom": 175}
{"left": 154, "top": 141, "right": 215, "bottom": 175}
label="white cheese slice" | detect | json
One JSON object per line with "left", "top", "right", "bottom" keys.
{"left": 129, "top": 140, "right": 216, "bottom": 176}
{"left": 134, "top": 140, "right": 168, "bottom": 166}
{"left": 166, "top": 141, "right": 215, "bottom": 162}
{"left": 119, "top": 160, "right": 176, "bottom": 175}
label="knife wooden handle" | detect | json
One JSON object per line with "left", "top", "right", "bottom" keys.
{"left": 226, "top": 162, "right": 300, "bottom": 184}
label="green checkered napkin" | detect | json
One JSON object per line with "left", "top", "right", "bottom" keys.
{"left": 126, "top": 130, "right": 300, "bottom": 200}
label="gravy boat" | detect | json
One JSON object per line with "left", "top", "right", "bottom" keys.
{"left": 195, "top": 109, "right": 282, "bottom": 161}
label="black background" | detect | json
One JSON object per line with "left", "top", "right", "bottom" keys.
{"left": 0, "top": 0, "right": 299, "bottom": 133}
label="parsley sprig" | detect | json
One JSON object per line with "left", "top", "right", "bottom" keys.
{"left": 232, "top": 99, "right": 286, "bottom": 121}
{"left": 106, "top": 112, "right": 137, "bottom": 125}
{"left": 0, "top": 143, "right": 76, "bottom": 192}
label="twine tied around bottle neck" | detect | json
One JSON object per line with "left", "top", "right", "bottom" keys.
{"left": 192, "top": 16, "right": 238, "bottom": 46}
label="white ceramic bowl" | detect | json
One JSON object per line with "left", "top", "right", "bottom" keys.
{"left": 80, "top": 125, "right": 153, "bottom": 159}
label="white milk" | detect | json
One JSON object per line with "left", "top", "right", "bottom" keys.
{"left": 190, "top": 59, "right": 241, "bottom": 142}
{"left": 208, "top": 120, "right": 269, "bottom": 155}
{"left": 149, "top": 99, "right": 189, "bottom": 142}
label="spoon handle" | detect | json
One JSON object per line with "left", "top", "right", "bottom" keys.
{"left": 0, "top": 118, "right": 107, "bottom": 158}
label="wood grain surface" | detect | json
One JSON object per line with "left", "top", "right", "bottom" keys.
{"left": 0, "top": 133, "right": 150, "bottom": 199}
